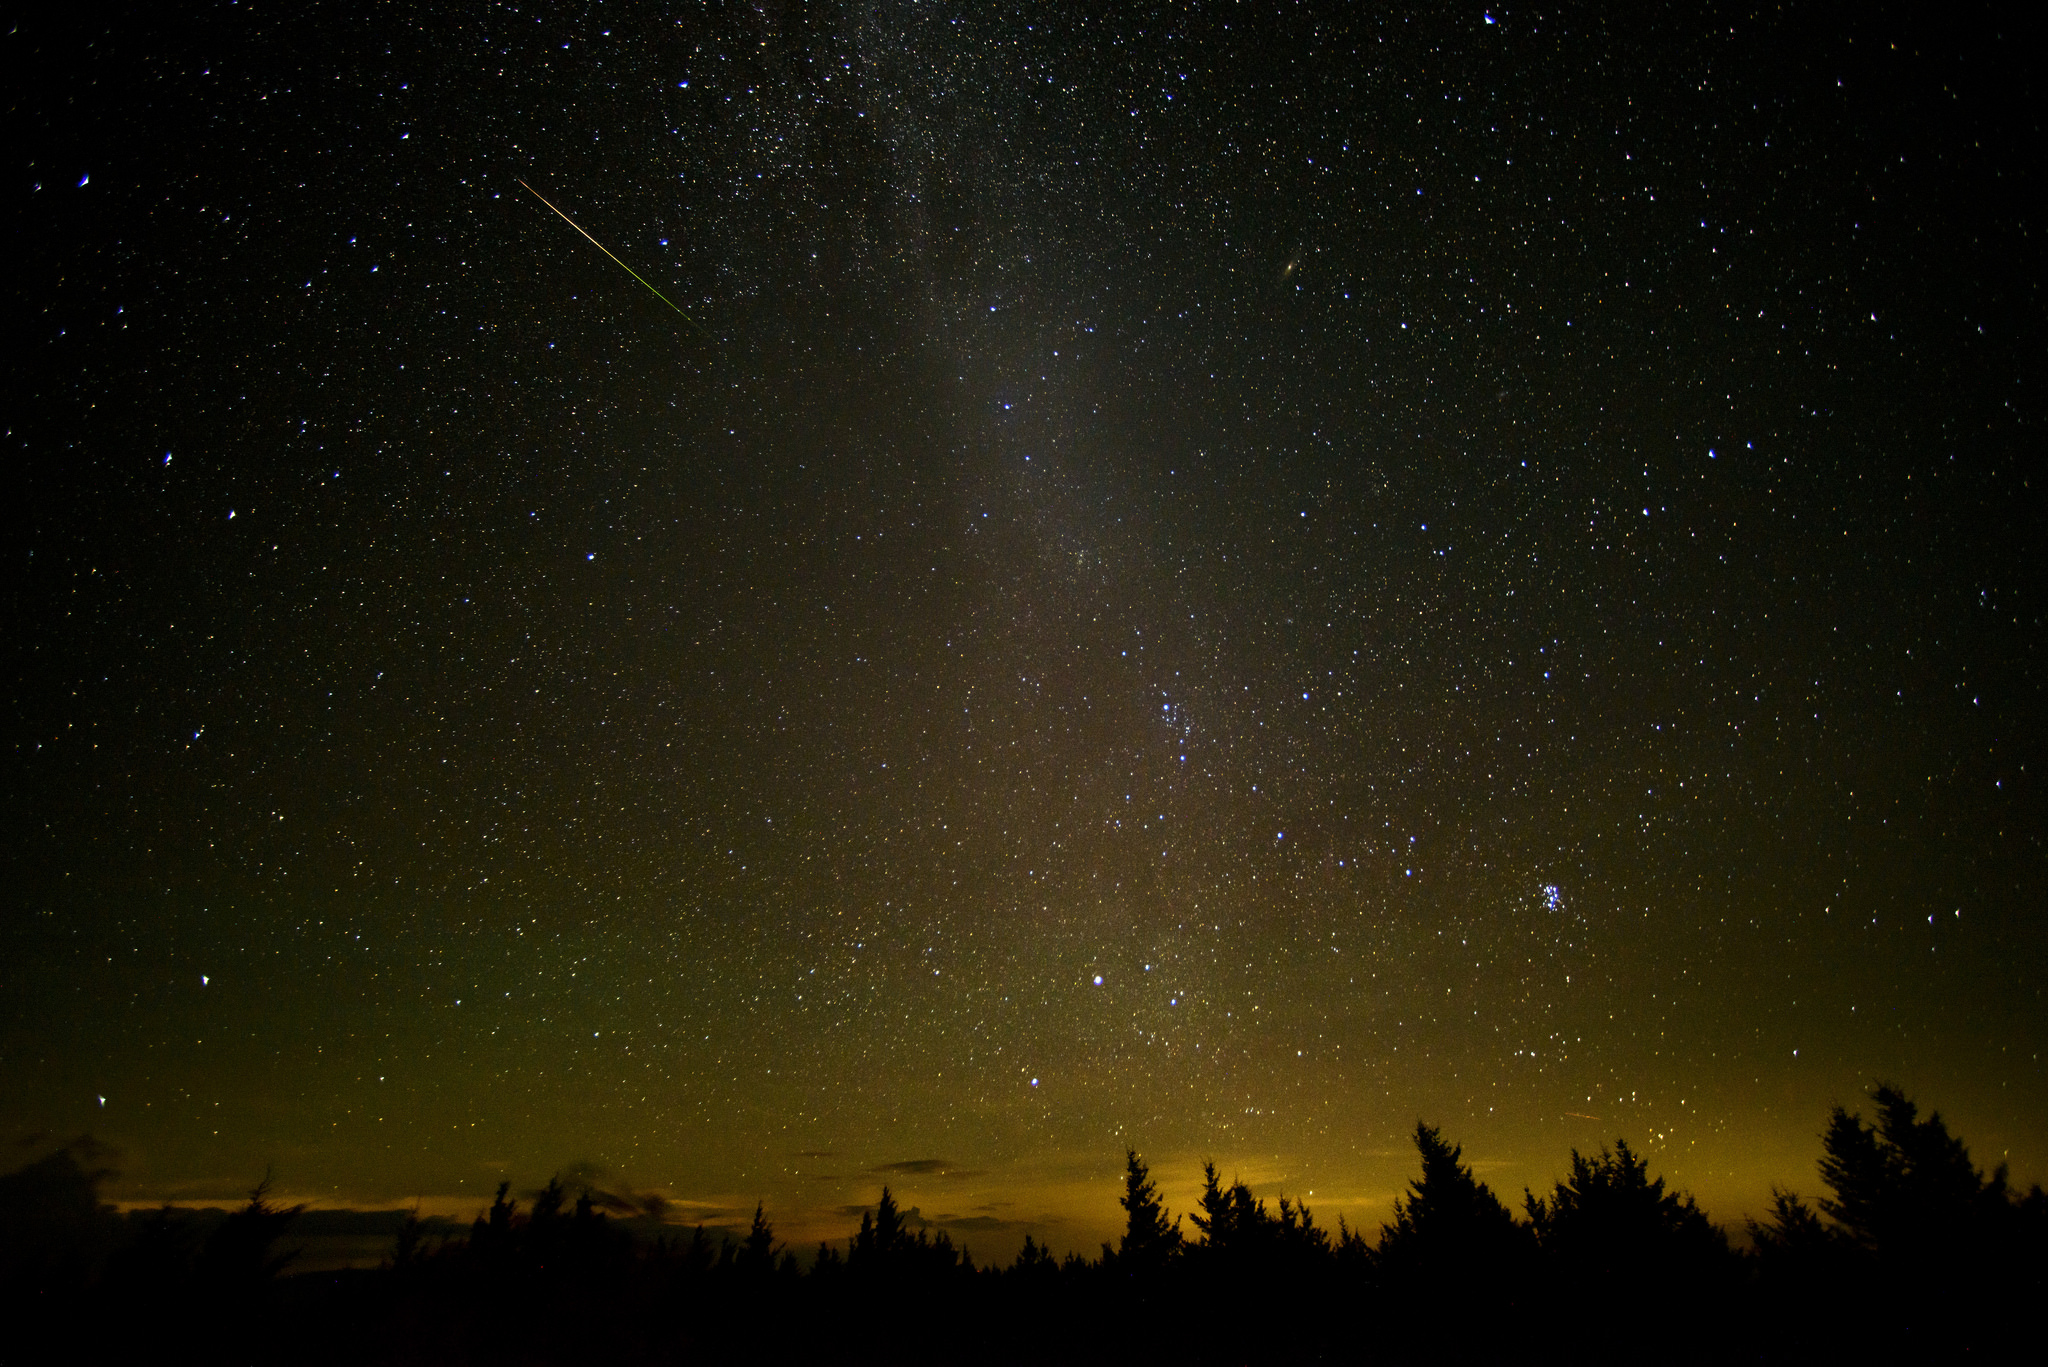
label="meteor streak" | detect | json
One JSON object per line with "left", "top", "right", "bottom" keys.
{"left": 517, "top": 178, "right": 706, "bottom": 336}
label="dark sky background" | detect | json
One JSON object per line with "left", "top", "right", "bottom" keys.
{"left": 7, "top": 2, "right": 2043, "bottom": 1256}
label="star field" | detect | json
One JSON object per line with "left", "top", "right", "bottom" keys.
{"left": 6, "top": 3, "right": 2042, "bottom": 1253}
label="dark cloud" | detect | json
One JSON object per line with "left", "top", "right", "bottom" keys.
{"left": 829, "top": 1194, "right": 1055, "bottom": 1237}
{"left": 581, "top": 1188, "right": 648, "bottom": 1216}
{"left": 0, "top": 1140, "right": 125, "bottom": 1278}
{"left": 871, "top": 1158, "right": 950, "bottom": 1175}
{"left": 869, "top": 1159, "right": 987, "bottom": 1180}
{"left": 829, "top": 1201, "right": 931, "bottom": 1230}
{"left": 290, "top": 1209, "right": 465, "bottom": 1237}
{"left": 932, "top": 1214, "right": 1027, "bottom": 1234}
{"left": 523, "top": 1162, "right": 678, "bottom": 1220}
{"left": 664, "top": 1203, "right": 746, "bottom": 1223}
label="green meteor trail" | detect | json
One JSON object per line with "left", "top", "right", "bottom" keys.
{"left": 517, "top": 178, "right": 706, "bottom": 336}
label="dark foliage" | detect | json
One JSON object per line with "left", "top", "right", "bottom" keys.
{"left": 1372, "top": 1121, "right": 1533, "bottom": 1354}
{"left": 1522, "top": 1139, "right": 1738, "bottom": 1357}
{"left": 739, "top": 1200, "right": 778, "bottom": 1274}
{"left": 1748, "top": 1082, "right": 2048, "bottom": 1357}
{"left": 1103, "top": 1148, "right": 1181, "bottom": 1276}
{"left": 0, "top": 1138, "right": 122, "bottom": 1291}
{"left": 1376, "top": 1120, "right": 1529, "bottom": 1276}
{"left": 5, "top": 1087, "right": 2043, "bottom": 1364}
{"left": 198, "top": 1175, "right": 306, "bottom": 1292}
{"left": 1819, "top": 1083, "right": 1998, "bottom": 1259}
{"left": 1524, "top": 1138, "right": 1731, "bottom": 1276}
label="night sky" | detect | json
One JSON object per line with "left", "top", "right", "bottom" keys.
{"left": 8, "top": 3, "right": 2043, "bottom": 1257}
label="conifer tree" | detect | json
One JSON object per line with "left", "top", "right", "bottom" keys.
{"left": 1011, "top": 1232, "right": 1057, "bottom": 1277}
{"left": 874, "top": 1185, "right": 906, "bottom": 1254}
{"left": 1190, "top": 1161, "right": 1229, "bottom": 1246}
{"left": 850, "top": 1186, "right": 910, "bottom": 1269}
{"left": 1524, "top": 1139, "right": 1728, "bottom": 1282}
{"left": 1274, "top": 1195, "right": 1330, "bottom": 1259}
{"left": 1187, "top": 1160, "right": 1285, "bottom": 1264}
{"left": 196, "top": 1174, "right": 304, "bottom": 1292}
{"left": 739, "top": 1201, "right": 776, "bottom": 1273}
{"left": 1376, "top": 1121, "right": 1524, "bottom": 1279}
{"left": 1113, "top": 1150, "right": 1181, "bottom": 1272}
{"left": 1818, "top": 1082, "right": 1984, "bottom": 1258}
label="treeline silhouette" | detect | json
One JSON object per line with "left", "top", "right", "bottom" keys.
{"left": 4, "top": 1084, "right": 2042, "bottom": 1364}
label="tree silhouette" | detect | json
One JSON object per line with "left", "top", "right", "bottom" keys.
{"left": 1188, "top": 1161, "right": 1268, "bottom": 1259}
{"left": 1818, "top": 1082, "right": 1989, "bottom": 1259}
{"left": 470, "top": 1179, "right": 517, "bottom": 1264}
{"left": 1363, "top": 1122, "right": 1530, "bottom": 1355}
{"left": 1746, "top": 1183, "right": 1859, "bottom": 1349}
{"left": 1010, "top": 1232, "right": 1057, "bottom": 1279}
{"left": 811, "top": 1238, "right": 843, "bottom": 1277}
{"left": 1108, "top": 1149, "right": 1180, "bottom": 1274}
{"left": 528, "top": 1175, "right": 568, "bottom": 1230}
{"left": 1762, "top": 1081, "right": 2048, "bottom": 1354}
{"left": 1333, "top": 1215, "right": 1372, "bottom": 1270}
{"left": 1375, "top": 1121, "right": 1527, "bottom": 1286}
{"left": 196, "top": 1174, "right": 304, "bottom": 1292}
{"left": 1525, "top": 1139, "right": 1727, "bottom": 1275}
{"left": 1524, "top": 1138, "right": 1733, "bottom": 1355}
{"left": 849, "top": 1185, "right": 909, "bottom": 1268}
{"left": 738, "top": 1201, "right": 777, "bottom": 1274}
{"left": 844, "top": 1185, "right": 971, "bottom": 1285}
{"left": 1746, "top": 1186, "right": 1837, "bottom": 1264}
{"left": 2, "top": 1099, "right": 2037, "bottom": 1365}
{"left": 388, "top": 1201, "right": 427, "bottom": 1270}
{"left": 682, "top": 1222, "right": 715, "bottom": 1275}
{"left": 0, "top": 1138, "right": 121, "bottom": 1290}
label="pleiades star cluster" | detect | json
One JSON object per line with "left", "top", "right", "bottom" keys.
{"left": 6, "top": 2, "right": 2041, "bottom": 1256}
